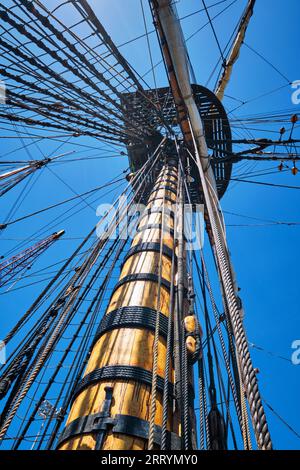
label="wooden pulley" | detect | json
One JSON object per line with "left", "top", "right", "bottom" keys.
{"left": 292, "top": 164, "right": 298, "bottom": 176}
{"left": 291, "top": 114, "right": 298, "bottom": 124}
{"left": 184, "top": 314, "right": 198, "bottom": 333}
{"left": 207, "top": 406, "right": 227, "bottom": 450}
{"left": 184, "top": 315, "right": 203, "bottom": 363}
{"left": 125, "top": 172, "right": 135, "bottom": 182}
{"left": 186, "top": 335, "right": 197, "bottom": 355}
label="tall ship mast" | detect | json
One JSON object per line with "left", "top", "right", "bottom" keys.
{"left": 0, "top": 0, "right": 299, "bottom": 451}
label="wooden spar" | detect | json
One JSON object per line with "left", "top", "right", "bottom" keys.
{"left": 0, "top": 153, "right": 73, "bottom": 199}
{"left": 58, "top": 161, "right": 184, "bottom": 450}
{"left": 150, "top": 0, "right": 217, "bottom": 191}
{"left": 215, "top": 0, "right": 256, "bottom": 101}
{"left": 0, "top": 230, "right": 65, "bottom": 288}
{"left": 0, "top": 164, "right": 33, "bottom": 181}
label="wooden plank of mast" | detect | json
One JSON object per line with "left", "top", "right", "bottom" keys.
{"left": 58, "top": 164, "right": 181, "bottom": 450}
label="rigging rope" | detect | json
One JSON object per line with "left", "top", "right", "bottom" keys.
{"left": 148, "top": 161, "right": 169, "bottom": 450}
{"left": 187, "top": 128, "right": 272, "bottom": 449}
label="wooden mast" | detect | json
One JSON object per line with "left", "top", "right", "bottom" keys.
{"left": 58, "top": 159, "right": 183, "bottom": 450}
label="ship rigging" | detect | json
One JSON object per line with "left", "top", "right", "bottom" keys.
{"left": 0, "top": 0, "right": 299, "bottom": 451}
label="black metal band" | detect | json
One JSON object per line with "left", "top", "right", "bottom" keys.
{"left": 121, "top": 242, "right": 175, "bottom": 267}
{"left": 151, "top": 185, "right": 178, "bottom": 196}
{"left": 93, "top": 306, "right": 169, "bottom": 344}
{"left": 136, "top": 223, "right": 174, "bottom": 237}
{"left": 113, "top": 273, "right": 187, "bottom": 300}
{"left": 57, "top": 413, "right": 181, "bottom": 449}
{"left": 112, "top": 273, "right": 171, "bottom": 295}
{"left": 72, "top": 365, "right": 174, "bottom": 402}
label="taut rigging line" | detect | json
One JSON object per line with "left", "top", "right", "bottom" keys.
{"left": 0, "top": 151, "right": 74, "bottom": 201}
{"left": 151, "top": 0, "right": 272, "bottom": 449}
{"left": 0, "top": 0, "right": 297, "bottom": 451}
{"left": 0, "top": 139, "right": 167, "bottom": 441}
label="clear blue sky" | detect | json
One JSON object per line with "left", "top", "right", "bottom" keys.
{"left": 0, "top": 0, "right": 299, "bottom": 450}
